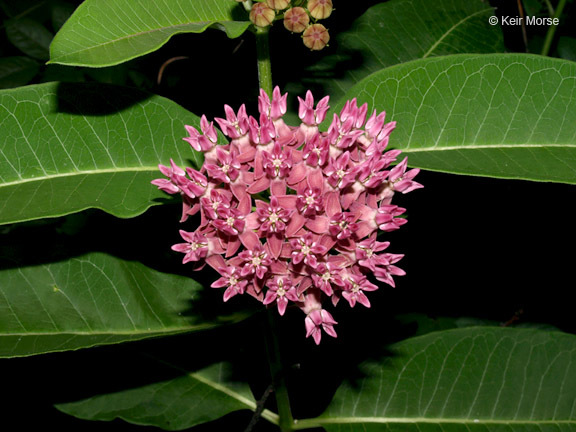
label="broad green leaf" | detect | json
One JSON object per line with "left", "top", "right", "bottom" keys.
{"left": 287, "top": 0, "right": 504, "bottom": 102}
{"left": 49, "top": 0, "right": 251, "bottom": 67}
{"left": 307, "top": 327, "right": 576, "bottom": 431}
{"left": 336, "top": 54, "right": 576, "bottom": 183}
{"left": 56, "top": 361, "right": 278, "bottom": 430}
{"left": 0, "top": 56, "right": 39, "bottom": 89}
{"left": 5, "top": 18, "right": 53, "bottom": 60}
{"left": 0, "top": 82, "right": 212, "bottom": 226}
{"left": 0, "top": 252, "right": 228, "bottom": 358}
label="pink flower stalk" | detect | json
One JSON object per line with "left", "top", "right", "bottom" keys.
{"left": 152, "top": 87, "right": 422, "bottom": 343}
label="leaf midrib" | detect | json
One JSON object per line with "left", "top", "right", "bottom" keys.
{"left": 297, "top": 416, "right": 576, "bottom": 429}
{"left": 50, "top": 19, "right": 236, "bottom": 62}
{"left": 3, "top": 143, "right": 572, "bottom": 186}
{"left": 421, "top": 8, "right": 494, "bottom": 59}
{"left": 190, "top": 372, "right": 279, "bottom": 425}
{"left": 0, "top": 166, "right": 158, "bottom": 187}
{"left": 155, "top": 360, "right": 280, "bottom": 425}
{"left": 0, "top": 326, "right": 212, "bottom": 337}
{"left": 399, "top": 143, "right": 576, "bottom": 152}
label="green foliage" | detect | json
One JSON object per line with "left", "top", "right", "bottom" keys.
{"left": 335, "top": 54, "right": 576, "bottom": 183}
{"left": 1, "top": 0, "right": 576, "bottom": 431}
{"left": 0, "top": 252, "right": 231, "bottom": 358}
{"left": 56, "top": 362, "right": 276, "bottom": 430}
{"left": 315, "top": 327, "right": 576, "bottom": 431}
{"left": 288, "top": 0, "right": 505, "bottom": 101}
{"left": 49, "top": 0, "right": 251, "bottom": 67}
{"left": 0, "top": 82, "right": 208, "bottom": 225}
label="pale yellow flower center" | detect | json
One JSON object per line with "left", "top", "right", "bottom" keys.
{"left": 269, "top": 212, "right": 279, "bottom": 224}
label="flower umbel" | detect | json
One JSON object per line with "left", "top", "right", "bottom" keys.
{"left": 244, "top": 1, "right": 334, "bottom": 50}
{"left": 153, "top": 87, "right": 422, "bottom": 344}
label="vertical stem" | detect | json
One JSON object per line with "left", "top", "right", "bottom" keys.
{"left": 255, "top": 26, "right": 273, "bottom": 95}
{"left": 516, "top": 0, "right": 528, "bottom": 52}
{"left": 254, "top": 19, "right": 291, "bottom": 430}
{"left": 266, "top": 308, "right": 294, "bottom": 432}
{"left": 541, "top": 0, "right": 567, "bottom": 56}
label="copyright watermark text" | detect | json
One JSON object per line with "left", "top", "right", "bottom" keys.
{"left": 489, "top": 16, "right": 560, "bottom": 26}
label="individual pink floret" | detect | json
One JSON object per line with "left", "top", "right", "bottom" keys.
{"left": 305, "top": 309, "right": 338, "bottom": 345}
{"left": 263, "top": 276, "right": 300, "bottom": 316}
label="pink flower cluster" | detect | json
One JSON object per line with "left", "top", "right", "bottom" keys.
{"left": 152, "top": 87, "right": 422, "bottom": 344}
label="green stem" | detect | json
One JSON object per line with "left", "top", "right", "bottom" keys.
{"left": 266, "top": 309, "right": 294, "bottom": 432}
{"left": 255, "top": 26, "right": 273, "bottom": 96}
{"left": 541, "top": 0, "right": 567, "bottom": 56}
{"left": 543, "top": 0, "right": 555, "bottom": 16}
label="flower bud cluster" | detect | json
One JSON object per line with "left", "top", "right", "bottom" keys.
{"left": 246, "top": 0, "right": 333, "bottom": 50}
{"left": 152, "top": 87, "right": 422, "bottom": 344}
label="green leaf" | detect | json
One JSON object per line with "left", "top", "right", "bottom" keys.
{"left": 308, "top": 327, "right": 576, "bottom": 431}
{"left": 5, "top": 18, "right": 53, "bottom": 61}
{"left": 0, "top": 82, "right": 213, "bottom": 226}
{"left": 56, "top": 361, "right": 278, "bottom": 430}
{"left": 0, "top": 56, "right": 39, "bottom": 89}
{"left": 336, "top": 54, "right": 576, "bottom": 183}
{"left": 49, "top": 0, "right": 251, "bottom": 67}
{"left": 288, "top": 0, "right": 504, "bottom": 102}
{"left": 0, "top": 252, "right": 229, "bottom": 358}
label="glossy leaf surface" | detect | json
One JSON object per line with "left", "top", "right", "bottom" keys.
{"left": 49, "top": 0, "right": 251, "bottom": 67}
{"left": 337, "top": 54, "right": 576, "bottom": 183}
{"left": 288, "top": 0, "right": 504, "bottom": 101}
{"left": 56, "top": 361, "right": 277, "bottom": 430}
{"left": 312, "top": 327, "right": 576, "bottom": 431}
{"left": 0, "top": 82, "right": 208, "bottom": 225}
{"left": 0, "top": 253, "right": 221, "bottom": 358}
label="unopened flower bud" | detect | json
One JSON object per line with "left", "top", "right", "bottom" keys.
{"left": 307, "top": 0, "right": 333, "bottom": 19}
{"left": 250, "top": 3, "right": 275, "bottom": 27}
{"left": 267, "top": 0, "right": 290, "bottom": 10}
{"left": 302, "top": 23, "right": 330, "bottom": 50}
{"left": 284, "top": 7, "right": 310, "bottom": 33}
